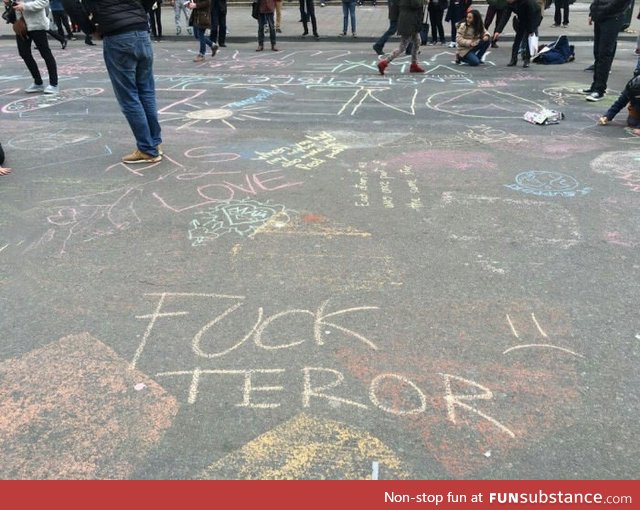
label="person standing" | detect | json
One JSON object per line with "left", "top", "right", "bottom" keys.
{"left": 299, "top": 0, "right": 319, "bottom": 39}
{"left": 5, "top": 0, "right": 60, "bottom": 94}
{"left": 61, "top": 0, "right": 95, "bottom": 45}
{"left": 494, "top": 0, "right": 541, "bottom": 68}
{"left": 445, "top": 0, "right": 472, "bottom": 47}
{"left": 256, "top": 0, "right": 278, "bottom": 50}
{"left": 582, "top": 0, "right": 630, "bottom": 101}
{"left": 188, "top": 0, "right": 217, "bottom": 61}
{"left": 427, "top": 0, "right": 447, "bottom": 44}
{"left": 171, "top": 0, "right": 191, "bottom": 35}
{"left": 147, "top": 0, "right": 163, "bottom": 41}
{"left": 372, "top": 0, "right": 398, "bottom": 54}
{"left": 340, "top": 0, "right": 356, "bottom": 36}
{"left": 210, "top": 0, "right": 227, "bottom": 46}
{"left": 49, "top": 0, "right": 74, "bottom": 40}
{"left": 377, "top": 0, "right": 426, "bottom": 74}
{"left": 552, "top": 0, "right": 570, "bottom": 26}
{"left": 83, "top": 0, "right": 163, "bottom": 163}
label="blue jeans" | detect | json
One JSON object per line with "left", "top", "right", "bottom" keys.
{"left": 374, "top": 19, "right": 397, "bottom": 50}
{"left": 461, "top": 39, "right": 490, "bottom": 66}
{"left": 193, "top": 26, "right": 214, "bottom": 55}
{"left": 342, "top": 1, "right": 356, "bottom": 34}
{"left": 103, "top": 31, "right": 161, "bottom": 156}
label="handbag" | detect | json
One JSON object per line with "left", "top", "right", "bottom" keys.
{"left": 251, "top": 0, "right": 258, "bottom": 19}
{"left": 13, "top": 15, "right": 27, "bottom": 38}
{"left": 528, "top": 33, "right": 539, "bottom": 57}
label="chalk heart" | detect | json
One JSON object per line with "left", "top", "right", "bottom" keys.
{"left": 221, "top": 204, "right": 275, "bottom": 226}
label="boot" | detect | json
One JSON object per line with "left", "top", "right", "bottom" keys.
{"left": 377, "top": 59, "right": 389, "bottom": 75}
{"left": 522, "top": 58, "right": 530, "bottom": 68}
{"left": 507, "top": 53, "right": 517, "bottom": 66}
{"left": 409, "top": 62, "right": 425, "bottom": 73}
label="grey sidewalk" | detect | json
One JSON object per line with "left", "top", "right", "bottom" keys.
{"left": 0, "top": 1, "right": 638, "bottom": 42}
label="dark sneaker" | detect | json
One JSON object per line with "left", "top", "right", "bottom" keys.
{"left": 584, "top": 64, "right": 595, "bottom": 71}
{"left": 211, "top": 44, "right": 219, "bottom": 57}
{"left": 585, "top": 91, "right": 604, "bottom": 102}
{"left": 581, "top": 88, "right": 593, "bottom": 94}
{"left": 122, "top": 149, "right": 162, "bottom": 164}
{"left": 372, "top": 44, "right": 383, "bottom": 55}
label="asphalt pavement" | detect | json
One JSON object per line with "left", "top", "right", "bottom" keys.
{"left": 0, "top": 0, "right": 639, "bottom": 481}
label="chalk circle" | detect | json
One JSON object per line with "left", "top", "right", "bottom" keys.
{"left": 185, "top": 108, "right": 234, "bottom": 121}
{"left": 515, "top": 171, "right": 580, "bottom": 192}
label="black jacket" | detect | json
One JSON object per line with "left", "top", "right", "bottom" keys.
{"left": 589, "top": 0, "right": 630, "bottom": 22}
{"left": 84, "top": 0, "right": 153, "bottom": 36}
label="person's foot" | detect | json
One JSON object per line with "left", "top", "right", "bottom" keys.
{"left": 276, "top": 28, "right": 282, "bottom": 33}
{"left": 454, "top": 54, "right": 461, "bottom": 65}
{"left": 85, "top": 35, "right": 95, "bottom": 46}
{"left": 44, "top": 85, "right": 59, "bottom": 95}
{"left": 448, "top": 41, "right": 456, "bottom": 48}
{"left": 562, "top": 23, "right": 569, "bottom": 27}
{"left": 271, "top": 45, "right": 279, "bottom": 51}
{"left": 551, "top": 23, "right": 560, "bottom": 27}
{"left": 122, "top": 149, "right": 162, "bottom": 164}
{"left": 313, "top": 34, "right": 320, "bottom": 40}
{"left": 301, "top": 31, "right": 308, "bottom": 36}
{"left": 409, "top": 62, "right": 425, "bottom": 73}
{"left": 193, "top": 54, "right": 205, "bottom": 62}
{"left": 522, "top": 59, "right": 530, "bottom": 68}
{"left": 584, "top": 64, "right": 595, "bottom": 71}
{"left": 211, "top": 44, "right": 219, "bottom": 57}
{"left": 339, "top": 32, "right": 346, "bottom": 36}
{"left": 0, "top": 167, "right": 11, "bottom": 176}
{"left": 24, "top": 83, "right": 45, "bottom": 93}
{"left": 507, "top": 57, "right": 517, "bottom": 66}
{"left": 176, "top": 26, "right": 182, "bottom": 36}
{"left": 372, "top": 44, "right": 383, "bottom": 55}
{"left": 632, "top": 128, "right": 640, "bottom": 136}
{"left": 352, "top": 32, "right": 357, "bottom": 37}
{"left": 61, "top": 38, "right": 67, "bottom": 49}
{"left": 377, "top": 59, "right": 389, "bottom": 75}
{"left": 586, "top": 91, "right": 605, "bottom": 102}
{"left": 581, "top": 88, "right": 594, "bottom": 94}
{"left": 157, "top": 144, "right": 164, "bottom": 156}
{"left": 490, "top": 41, "right": 498, "bottom": 48}
{"left": 256, "top": 46, "right": 264, "bottom": 51}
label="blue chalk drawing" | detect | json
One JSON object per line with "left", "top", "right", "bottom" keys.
{"left": 505, "top": 171, "right": 592, "bottom": 198}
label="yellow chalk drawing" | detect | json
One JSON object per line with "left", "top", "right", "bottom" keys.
{"left": 199, "top": 413, "right": 411, "bottom": 480}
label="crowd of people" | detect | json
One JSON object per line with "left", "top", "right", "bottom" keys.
{"left": 0, "top": 0, "right": 638, "bottom": 173}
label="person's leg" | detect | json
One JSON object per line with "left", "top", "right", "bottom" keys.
{"left": 306, "top": 0, "right": 318, "bottom": 36}
{"left": 553, "top": 0, "right": 561, "bottom": 25}
{"left": 174, "top": 3, "right": 182, "bottom": 33}
{"left": 374, "top": 19, "right": 397, "bottom": 50}
{"left": 349, "top": 1, "right": 356, "bottom": 33}
{"left": 210, "top": 5, "right": 220, "bottom": 43}
{"left": 299, "top": 0, "right": 309, "bottom": 34}
{"left": 134, "top": 31, "right": 162, "bottom": 151}
{"left": 409, "top": 32, "right": 420, "bottom": 62}
{"left": 593, "top": 15, "right": 624, "bottom": 94}
{"left": 484, "top": 5, "right": 496, "bottom": 29}
{"left": 31, "top": 31, "right": 58, "bottom": 86}
{"left": 388, "top": 35, "right": 410, "bottom": 61}
{"left": 474, "top": 38, "right": 490, "bottom": 60}
{"left": 218, "top": 10, "right": 227, "bottom": 45}
{"left": 509, "top": 27, "right": 524, "bottom": 65}
{"left": 102, "top": 31, "right": 160, "bottom": 157}
{"left": 258, "top": 14, "right": 266, "bottom": 47}
{"left": 436, "top": 8, "right": 445, "bottom": 42}
{"left": 195, "top": 27, "right": 206, "bottom": 54}
{"left": 461, "top": 51, "right": 480, "bottom": 65}
{"left": 16, "top": 34, "right": 42, "bottom": 85}
{"left": 155, "top": 6, "right": 162, "bottom": 38}
{"left": 52, "top": 11, "right": 64, "bottom": 37}
{"left": 268, "top": 13, "right": 276, "bottom": 47}
{"left": 342, "top": 1, "right": 348, "bottom": 33}
{"left": 563, "top": 0, "right": 569, "bottom": 25}
{"left": 275, "top": 0, "right": 282, "bottom": 30}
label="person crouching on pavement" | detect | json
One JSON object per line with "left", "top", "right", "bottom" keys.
{"left": 0, "top": 142, "right": 10, "bottom": 176}
{"left": 598, "top": 74, "right": 640, "bottom": 136}
{"left": 456, "top": 9, "right": 490, "bottom": 65}
{"left": 256, "top": 0, "right": 278, "bottom": 51}
{"left": 377, "top": 0, "right": 425, "bottom": 75}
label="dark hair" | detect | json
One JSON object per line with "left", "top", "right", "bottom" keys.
{"left": 467, "top": 9, "right": 484, "bottom": 36}
{"left": 626, "top": 75, "right": 640, "bottom": 99}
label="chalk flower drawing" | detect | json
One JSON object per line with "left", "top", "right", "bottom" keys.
{"left": 188, "top": 199, "right": 289, "bottom": 244}
{"left": 505, "top": 171, "right": 592, "bottom": 198}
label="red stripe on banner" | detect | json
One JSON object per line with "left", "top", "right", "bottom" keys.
{"left": 3, "top": 480, "right": 638, "bottom": 510}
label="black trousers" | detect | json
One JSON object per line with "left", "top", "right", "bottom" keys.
{"left": 553, "top": 0, "right": 569, "bottom": 25}
{"left": 210, "top": 3, "right": 227, "bottom": 45}
{"left": 52, "top": 10, "right": 73, "bottom": 37}
{"left": 428, "top": 5, "right": 445, "bottom": 43}
{"left": 16, "top": 30, "right": 58, "bottom": 86}
{"left": 299, "top": 0, "right": 318, "bottom": 36}
{"left": 511, "top": 24, "right": 530, "bottom": 62}
{"left": 591, "top": 14, "right": 625, "bottom": 94}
